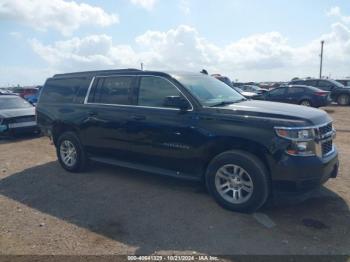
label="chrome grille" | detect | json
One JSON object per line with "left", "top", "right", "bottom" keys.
{"left": 317, "top": 122, "right": 334, "bottom": 157}
{"left": 319, "top": 122, "right": 332, "bottom": 136}
{"left": 321, "top": 140, "right": 333, "bottom": 156}
{"left": 9, "top": 116, "right": 35, "bottom": 123}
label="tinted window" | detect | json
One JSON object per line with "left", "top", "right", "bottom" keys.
{"left": 317, "top": 80, "right": 333, "bottom": 91}
{"left": 269, "top": 87, "right": 286, "bottom": 96}
{"left": 292, "top": 80, "right": 303, "bottom": 85}
{"left": 97, "top": 76, "right": 134, "bottom": 105}
{"left": 41, "top": 78, "right": 85, "bottom": 103}
{"left": 288, "top": 87, "right": 304, "bottom": 94}
{"left": 138, "top": 76, "right": 182, "bottom": 108}
{"left": 87, "top": 78, "right": 103, "bottom": 103}
{"left": 305, "top": 80, "right": 317, "bottom": 86}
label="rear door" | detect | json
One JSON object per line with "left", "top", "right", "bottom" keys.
{"left": 286, "top": 86, "right": 305, "bottom": 104}
{"left": 80, "top": 75, "right": 140, "bottom": 161}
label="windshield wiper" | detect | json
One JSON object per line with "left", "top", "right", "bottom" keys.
{"left": 210, "top": 98, "right": 247, "bottom": 107}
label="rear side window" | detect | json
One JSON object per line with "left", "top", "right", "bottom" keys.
{"left": 305, "top": 80, "right": 317, "bottom": 86}
{"left": 288, "top": 87, "right": 304, "bottom": 94}
{"left": 40, "top": 78, "right": 85, "bottom": 104}
{"left": 138, "top": 76, "right": 181, "bottom": 108}
{"left": 96, "top": 76, "right": 134, "bottom": 105}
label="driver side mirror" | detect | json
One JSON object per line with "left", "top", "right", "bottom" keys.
{"left": 163, "top": 96, "right": 191, "bottom": 111}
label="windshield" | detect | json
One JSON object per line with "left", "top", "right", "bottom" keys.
{"left": 173, "top": 74, "right": 245, "bottom": 106}
{"left": 0, "top": 97, "right": 33, "bottom": 110}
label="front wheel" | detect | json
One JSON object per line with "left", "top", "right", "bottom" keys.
{"left": 337, "top": 94, "right": 350, "bottom": 106}
{"left": 205, "top": 150, "right": 270, "bottom": 213}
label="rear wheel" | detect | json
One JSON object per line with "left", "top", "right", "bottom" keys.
{"left": 337, "top": 94, "right": 350, "bottom": 106}
{"left": 205, "top": 150, "right": 270, "bottom": 213}
{"left": 299, "top": 100, "right": 312, "bottom": 107}
{"left": 56, "top": 132, "right": 88, "bottom": 172}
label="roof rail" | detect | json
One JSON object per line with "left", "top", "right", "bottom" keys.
{"left": 53, "top": 68, "right": 141, "bottom": 78}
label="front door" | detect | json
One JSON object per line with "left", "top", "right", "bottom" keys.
{"left": 266, "top": 87, "right": 287, "bottom": 103}
{"left": 128, "top": 76, "right": 203, "bottom": 178}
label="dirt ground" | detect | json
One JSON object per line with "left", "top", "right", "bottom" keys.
{"left": 0, "top": 105, "right": 349, "bottom": 256}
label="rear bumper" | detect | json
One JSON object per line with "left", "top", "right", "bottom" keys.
{"left": 313, "top": 97, "right": 332, "bottom": 107}
{"left": 271, "top": 148, "right": 339, "bottom": 195}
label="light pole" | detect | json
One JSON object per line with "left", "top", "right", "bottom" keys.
{"left": 319, "top": 40, "right": 324, "bottom": 79}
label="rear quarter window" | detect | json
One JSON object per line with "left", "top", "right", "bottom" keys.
{"left": 40, "top": 77, "right": 88, "bottom": 104}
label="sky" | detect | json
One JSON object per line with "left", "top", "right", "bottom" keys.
{"left": 0, "top": 0, "right": 349, "bottom": 86}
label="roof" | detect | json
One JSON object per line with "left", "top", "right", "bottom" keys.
{"left": 52, "top": 69, "right": 204, "bottom": 79}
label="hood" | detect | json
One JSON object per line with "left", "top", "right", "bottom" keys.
{"left": 214, "top": 100, "right": 331, "bottom": 127}
{"left": 0, "top": 107, "right": 35, "bottom": 118}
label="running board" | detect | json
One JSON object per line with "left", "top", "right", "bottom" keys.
{"left": 89, "top": 156, "right": 200, "bottom": 181}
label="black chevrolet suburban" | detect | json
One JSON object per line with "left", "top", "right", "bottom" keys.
{"left": 37, "top": 69, "right": 339, "bottom": 212}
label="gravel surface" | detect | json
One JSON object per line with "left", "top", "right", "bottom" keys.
{"left": 0, "top": 105, "right": 349, "bottom": 255}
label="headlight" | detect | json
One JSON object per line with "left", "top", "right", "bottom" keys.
{"left": 275, "top": 127, "right": 315, "bottom": 141}
{"left": 275, "top": 127, "right": 316, "bottom": 156}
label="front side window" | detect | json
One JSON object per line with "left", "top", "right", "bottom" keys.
{"left": 317, "top": 80, "right": 333, "bottom": 91}
{"left": 138, "top": 76, "right": 182, "bottom": 108}
{"left": 97, "top": 76, "right": 134, "bottom": 105}
{"left": 269, "top": 87, "right": 286, "bottom": 96}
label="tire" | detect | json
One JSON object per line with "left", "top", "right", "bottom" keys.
{"left": 299, "top": 100, "right": 312, "bottom": 107}
{"left": 56, "top": 131, "right": 88, "bottom": 172}
{"left": 205, "top": 150, "right": 270, "bottom": 213}
{"left": 337, "top": 94, "right": 350, "bottom": 106}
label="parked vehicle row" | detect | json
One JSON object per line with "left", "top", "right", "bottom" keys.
{"left": 255, "top": 85, "right": 332, "bottom": 108}
{"left": 36, "top": 69, "right": 338, "bottom": 213}
{"left": 290, "top": 78, "right": 350, "bottom": 106}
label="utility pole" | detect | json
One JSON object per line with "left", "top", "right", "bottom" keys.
{"left": 140, "top": 62, "right": 144, "bottom": 71}
{"left": 319, "top": 40, "right": 324, "bottom": 79}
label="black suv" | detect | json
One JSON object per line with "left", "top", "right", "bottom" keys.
{"left": 290, "top": 79, "right": 350, "bottom": 105}
{"left": 37, "top": 70, "right": 339, "bottom": 212}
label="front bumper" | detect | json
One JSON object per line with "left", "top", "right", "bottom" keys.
{"left": 271, "top": 147, "right": 339, "bottom": 195}
{"left": 0, "top": 125, "right": 40, "bottom": 136}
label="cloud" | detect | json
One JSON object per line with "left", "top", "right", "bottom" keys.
{"left": 179, "top": 0, "right": 191, "bottom": 15}
{"left": 30, "top": 35, "right": 139, "bottom": 71}
{"left": 9, "top": 31, "right": 22, "bottom": 39}
{"left": 0, "top": 0, "right": 119, "bottom": 36}
{"left": 327, "top": 6, "right": 350, "bottom": 24}
{"left": 130, "top": 0, "right": 157, "bottom": 10}
{"left": 29, "top": 9, "right": 350, "bottom": 81}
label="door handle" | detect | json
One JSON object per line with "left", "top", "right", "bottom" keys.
{"left": 86, "top": 111, "right": 98, "bottom": 121}
{"left": 88, "top": 111, "right": 97, "bottom": 117}
{"left": 131, "top": 115, "right": 146, "bottom": 121}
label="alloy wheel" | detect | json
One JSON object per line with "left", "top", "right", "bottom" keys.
{"left": 215, "top": 164, "right": 254, "bottom": 204}
{"left": 60, "top": 140, "right": 77, "bottom": 167}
